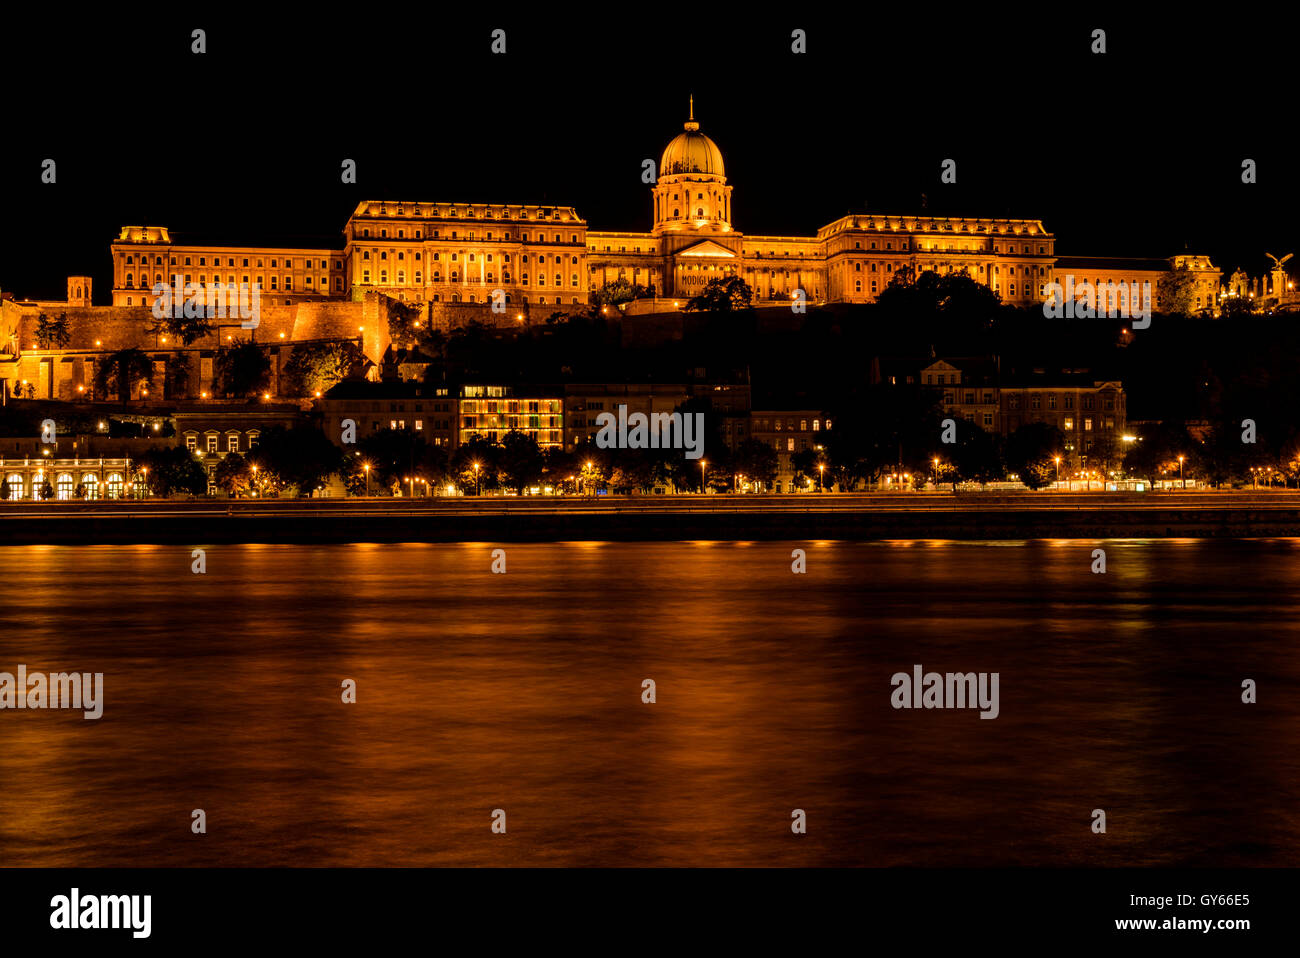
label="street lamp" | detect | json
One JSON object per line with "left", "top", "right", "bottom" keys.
{"left": 363, "top": 462, "right": 370, "bottom": 497}
{"left": 473, "top": 461, "right": 481, "bottom": 496}
{"left": 1054, "top": 456, "right": 1061, "bottom": 488}
{"left": 1178, "top": 455, "right": 1186, "bottom": 490}
{"left": 818, "top": 462, "right": 825, "bottom": 493}
{"left": 700, "top": 458, "right": 707, "bottom": 493}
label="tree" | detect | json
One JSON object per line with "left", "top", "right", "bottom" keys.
{"left": 355, "top": 428, "right": 445, "bottom": 492}
{"left": 283, "top": 342, "right": 355, "bottom": 396}
{"left": 40, "top": 478, "right": 54, "bottom": 500}
{"left": 684, "top": 275, "right": 753, "bottom": 313}
{"left": 134, "top": 446, "right": 208, "bottom": 497}
{"left": 733, "top": 439, "right": 779, "bottom": 490}
{"left": 591, "top": 279, "right": 652, "bottom": 307}
{"left": 948, "top": 419, "right": 1005, "bottom": 486}
{"left": 791, "top": 447, "right": 825, "bottom": 490}
{"left": 1004, "top": 422, "right": 1065, "bottom": 490}
{"left": 386, "top": 299, "right": 424, "bottom": 346}
{"left": 1122, "top": 421, "right": 1199, "bottom": 481}
{"left": 253, "top": 425, "right": 347, "bottom": 495}
{"left": 1219, "top": 296, "right": 1256, "bottom": 318}
{"left": 166, "top": 352, "right": 193, "bottom": 399}
{"left": 150, "top": 310, "right": 214, "bottom": 347}
{"left": 1157, "top": 265, "right": 1200, "bottom": 317}
{"left": 450, "top": 434, "right": 502, "bottom": 494}
{"left": 35, "top": 312, "right": 71, "bottom": 349}
{"left": 216, "top": 340, "right": 271, "bottom": 397}
{"left": 94, "top": 348, "right": 155, "bottom": 401}
{"left": 213, "top": 452, "right": 251, "bottom": 497}
{"left": 498, "top": 429, "right": 545, "bottom": 494}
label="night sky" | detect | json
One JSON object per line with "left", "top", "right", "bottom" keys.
{"left": 3, "top": 11, "right": 1293, "bottom": 301}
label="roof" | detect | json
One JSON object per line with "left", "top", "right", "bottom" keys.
{"left": 321, "top": 379, "right": 430, "bottom": 400}
{"left": 1054, "top": 255, "right": 1170, "bottom": 273}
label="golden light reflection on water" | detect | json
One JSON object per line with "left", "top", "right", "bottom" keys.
{"left": 0, "top": 540, "right": 1297, "bottom": 866}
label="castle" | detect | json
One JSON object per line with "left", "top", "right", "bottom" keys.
{"left": 3, "top": 99, "right": 1224, "bottom": 403}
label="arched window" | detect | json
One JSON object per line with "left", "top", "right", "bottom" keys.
{"left": 673, "top": 209, "right": 679, "bottom": 218}
{"left": 57, "top": 473, "right": 74, "bottom": 500}
{"left": 106, "top": 473, "right": 124, "bottom": 499}
{"left": 81, "top": 474, "right": 100, "bottom": 500}
{"left": 697, "top": 208, "right": 704, "bottom": 217}
{"left": 4, "top": 474, "right": 23, "bottom": 499}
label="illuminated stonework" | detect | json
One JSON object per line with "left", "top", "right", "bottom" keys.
{"left": 100, "top": 99, "right": 1218, "bottom": 313}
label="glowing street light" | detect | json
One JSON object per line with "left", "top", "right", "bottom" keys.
{"left": 818, "top": 462, "right": 825, "bottom": 493}
{"left": 363, "top": 462, "right": 371, "bottom": 497}
{"left": 1178, "top": 455, "right": 1186, "bottom": 490}
{"left": 1054, "top": 456, "right": 1061, "bottom": 487}
{"left": 473, "top": 461, "right": 481, "bottom": 496}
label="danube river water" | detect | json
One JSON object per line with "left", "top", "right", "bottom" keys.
{"left": 0, "top": 539, "right": 1296, "bottom": 867}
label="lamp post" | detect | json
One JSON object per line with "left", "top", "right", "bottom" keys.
{"left": 933, "top": 457, "right": 940, "bottom": 489}
{"left": 363, "top": 462, "right": 370, "bottom": 497}
{"left": 250, "top": 463, "right": 258, "bottom": 498}
{"left": 818, "top": 462, "right": 825, "bottom": 493}
{"left": 584, "top": 460, "right": 593, "bottom": 497}
{"left": 1178, "top": 455, "right": 1186, "bottom": 490}
{"left": 140, "top": 465, "right": 148, "bottom": 500}
{"left": 700, "top": 458, "right": 707, "bottom": 494}
{"left": 473, "top": 461, "right": 481, "bottom": 497}
{"left": 1054, "top": 456, "right": 1061, "bottom": 489}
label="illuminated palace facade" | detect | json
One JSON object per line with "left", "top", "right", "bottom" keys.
{"left": 106, "top": 101, "right": 1220, "bottom": 314}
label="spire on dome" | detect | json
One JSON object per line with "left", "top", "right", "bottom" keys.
{"left": 684, "top": 94, "right": 699, "bottom": 132}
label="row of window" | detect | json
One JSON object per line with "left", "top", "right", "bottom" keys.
{"left": 1008, "top": 395, "right": 1115, "bottom": 411}
{"left": 184, "top": 431, "right": 260, "bottom": 454}
{"left": 753, "top": 418, "right": 831, "bottom": 432}
{"left": 359, "top": 228, "right": 580, "bottom": 243}
{"left": 4, "top": 472, "right": 125, "bottom": 499}
{"left": 363, "top": 271, "right": 578, "bottom": 287}
{"left": 364, "top": 205, "right": 572, "bottom": 220}
{"left": 362, "top": 251, "right": 578, "bottom": 264}
{"left": 123, "top": 254, "right": 340, "bottom": 270}
{"left": 124, "top": 274, "right": 342, "bottom": 291}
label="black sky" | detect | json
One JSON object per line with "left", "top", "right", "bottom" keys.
{"left": 3, "top": 9, "right": 1295, "bottom": 300}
